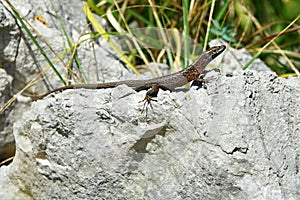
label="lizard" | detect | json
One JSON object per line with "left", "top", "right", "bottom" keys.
{"left": 36, "top": 45, "right": 226, "bottom": 103}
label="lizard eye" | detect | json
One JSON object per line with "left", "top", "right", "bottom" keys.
{"left": 211, "top": 51, "right": 218, "bottom": 59}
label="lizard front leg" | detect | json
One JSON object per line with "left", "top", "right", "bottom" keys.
{"left": 191, "top": 69, "right": 221, "bottom": 89}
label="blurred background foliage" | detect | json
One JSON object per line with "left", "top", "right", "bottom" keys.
{"left": 86, "top": 0, "right": 300, "bottom": 76}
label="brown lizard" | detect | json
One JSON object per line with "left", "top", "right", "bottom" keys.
{"left": 36, "top": 45, "right": 226, "bottom": 102}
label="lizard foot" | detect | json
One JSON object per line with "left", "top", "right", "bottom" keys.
{"left": 139, "top": 94, "right": 157, "bottom": 115}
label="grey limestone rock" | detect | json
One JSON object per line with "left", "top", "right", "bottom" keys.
{"left": 0, "top": 0, "right": 136, "bottom": 165}
{"left": 0, "top": 71, "right": 299, "bottom": 199}
{"left": 0, "top": 68, "right": 14, "bottom": 162}
{"left": 0, "top": 1, "right": 299, "bottom": 199}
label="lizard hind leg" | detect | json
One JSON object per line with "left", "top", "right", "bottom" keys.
{"left": 139, "top": 91, "right": 158, "bottom": 115}
{"left": 139, "top": 83, "right": 160, "bottom": 114}
{"left": 139, "top": 83, "right": 172, "bottom": 115}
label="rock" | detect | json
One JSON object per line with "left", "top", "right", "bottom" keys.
{"left": 0, "top": 68, "right": 14, "bottom": 162}
{"left": 0, "top": 166, "right": 31, "bottom": 199}
{"left": 1, "top": 1, "right": 299, "bottom": 199}
{"left": 0, "top": 0, "right": 139, "bottom": 165}
{"left": 0, "top": 3, "right": 20, "bottom": 70}
{"left": 1, "top": 71, "right": 299, "bottom": 199}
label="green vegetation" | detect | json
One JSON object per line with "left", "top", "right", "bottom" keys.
{"left": 87, "top": 0, "right": 300, "bottom": 76}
